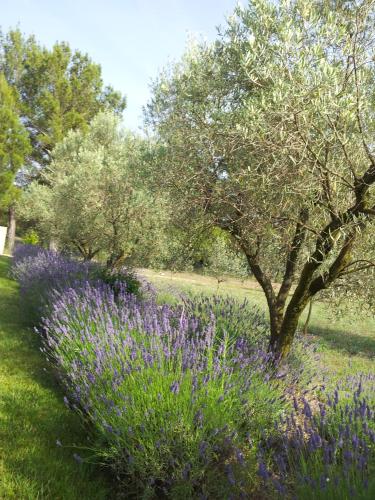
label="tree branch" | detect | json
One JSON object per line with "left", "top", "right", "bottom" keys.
{"left": 309, "top": 231, "right": 357, "bottom": 295}
{"left": 276, "top": 207, "right": 309, "bottom": 308}
{"left": 352, "top": 21, "right": 375, "bottom": 168}
{"left": 230, "top": 226, "right": 276, "bottom": 309}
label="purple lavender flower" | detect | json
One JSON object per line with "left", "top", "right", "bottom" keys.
{"left": 170, "top": 381, "right": 180, "bottom": 394}
{"left": 258, "top": 461, "right": 270, "bottom": 481}
{"left": 225, "top": 463, "right": 236, "bottom": 486}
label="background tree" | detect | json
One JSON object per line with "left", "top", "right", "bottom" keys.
{"left": 0, "top": 28, "right": 126, "bottom": 172}
{"left": 0, "top": 28, "right": 126, "bottom": 248}
{"left": 19, "top": 112, "right": 166, "bottom": 268}
{"left": 147, "top": 0, "right": 375, "bottom": 358}
{"left": 153, "top": 222, "right": 249, "bottom": 281}
{"left": 0, "top": 73, "right": 30, "bottom": 251}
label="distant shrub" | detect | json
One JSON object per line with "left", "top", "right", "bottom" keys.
{"left": 203, "top": 237, "right": 249, "bottom": 280}
{"left": 22, "top": 229, "right": 39, "bottom": 246}
{"left": 90, "top": 265, "right": 142, "bottom": 297}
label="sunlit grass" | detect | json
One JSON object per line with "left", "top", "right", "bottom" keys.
{"left": 0, "top": 256, "right": 110, "bottom": 499}
{"left": 139, "top": 268, "right": 375, "bottom": 378}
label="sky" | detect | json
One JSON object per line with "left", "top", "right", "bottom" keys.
{"left": 1, "top": 0, "right": 240, "bottom": 131}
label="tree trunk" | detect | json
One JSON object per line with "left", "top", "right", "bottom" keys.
{"left": 106, "top": 250, "right": 125, "bottom": 270}
{"left": 49, "top": 238, "right": 58, "bottom": 251}
{"left": 274, "top": 298, "right": 310, "bottom": 357}
{"left": 303, "top": 299, "right": 313, "bottom": 335}
{"left": 84, "top": 250, "right": 95, "bottom": 261}
{"left": 6, "top": 206, "right": 16, "bottom": 255}
{"left": 268, "top": 264, "right": 315, "bottom": 358}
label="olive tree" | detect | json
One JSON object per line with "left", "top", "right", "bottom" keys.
{"left": 147, "top": 0, "right": 375, "bottom": 358}
{"left": 19, "top": 112, "right": 165, "bottom": 268}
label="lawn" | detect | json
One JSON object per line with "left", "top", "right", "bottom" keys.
{"left": 0, "top": 255, "right": 110, "bottom": 499}
{"left": 139, "top": 268, "right": 375, "bottom": 378}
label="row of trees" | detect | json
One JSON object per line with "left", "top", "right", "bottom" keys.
{"left": 0, "top": 28, "right": 125, "bottom": 250}
{"left": 18, "top": 110, "right": 248, "bottom": 275}
{"left": 0, "top": 28, "right": 245, "bottom": 274}
{"left": 3, "top": 0, "right": 375, "bottom": 358}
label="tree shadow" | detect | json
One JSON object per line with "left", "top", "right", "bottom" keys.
{"left": 0, "top": 386, "right": 110, "bottom": 500}
{"left": 310, "top": 324, "right": 375, "bottom": 358}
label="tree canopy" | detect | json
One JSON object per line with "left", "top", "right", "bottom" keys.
{"left": 0, "top": 28, "right": 126, "bottom": 175}
{"left": 19, "top": 112, "right": 166, "bottom": 268}
{"left": 147, "top": 0, "right": 375, "bottom": 357}
{"left": 0, "top": 73, "right": 30, "bottom": 208}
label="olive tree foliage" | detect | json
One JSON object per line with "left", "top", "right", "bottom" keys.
{"left": 321, "top": 227, "right": 375, "bottom": 315}
{"left": 205, "top": 232, "right": 249, "bottom": 280}
{"left": 146, "top": 0, "right": 375, "bottom": 357}
{"left": 156, "top": 225, "right": 249, "bottom": 278}
{"left": 19, "top": 112, "right": 166, "bottom": 268}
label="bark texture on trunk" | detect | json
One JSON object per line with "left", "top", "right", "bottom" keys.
{"left": 6, "top": 206, "right": 16, "bottom": 255}
{"left": 106, "top": 250, "right": 125, "bottom": 270}
{"left": 49, "top": 238, "right": 58, "bottom": 251}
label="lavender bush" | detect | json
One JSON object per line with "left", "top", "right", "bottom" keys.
{"left": 181, "top": 294, "right": 269, "bottom": 345}
{"left": 181, "top": 294, "right": 318, "bottom": 386}
{"left": 11, "top": 244, "right": 145, "bottom": 324}
{"left": 11, "top": 244, "right": 93, "bottom": 324}
{"left": 12, "top": 245, "right": 373, "bottom": 498}
{"left": 42, "top": 282, "right": 289, "bottom": 497}
{"left": 259, "top": 374, "right": 375, "bottom": 499}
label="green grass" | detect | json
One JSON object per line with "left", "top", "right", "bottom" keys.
{"left": 0, "top": 256, "right": 110, "bottom": 499}
{"left": 140, "top": 268, "right": 375, "bottom": 378}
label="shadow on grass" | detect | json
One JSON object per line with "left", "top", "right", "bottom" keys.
{"left": 0, "top": 385, "right": 110, "bottom": 499}
{"left": 310, "top": 324, "right": 375, "bottom": 358}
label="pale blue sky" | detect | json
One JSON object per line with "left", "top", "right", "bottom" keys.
{"left": 1, "top": 0, "right": 239, "bottom": 130}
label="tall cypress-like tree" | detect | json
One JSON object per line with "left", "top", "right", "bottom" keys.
{"left": 0, "top": 73, "right": 30, "bottom": 251}
{"left": 1, "top": 28, "right": 126, "bottom": 173}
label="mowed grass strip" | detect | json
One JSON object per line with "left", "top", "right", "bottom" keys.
{"left": 0, "top": 256, "right": 110, "bottom": 500}
{"left": 140, "top": 268, "right": 375, "bottom": 378}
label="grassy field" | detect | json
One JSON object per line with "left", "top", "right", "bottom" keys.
{"left": 0, "top": 255, "right": 110, "bottom": 499}
{"left": 140, "top": 268, "right": 375, "bottom": 378}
